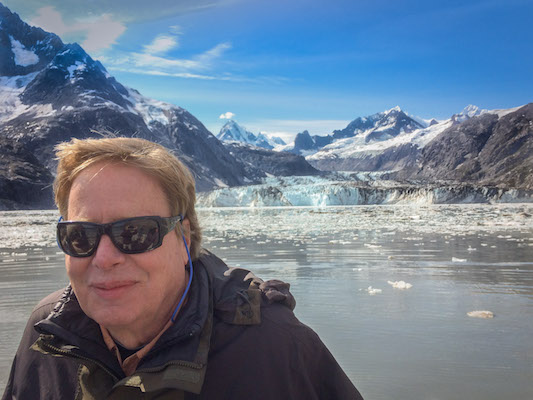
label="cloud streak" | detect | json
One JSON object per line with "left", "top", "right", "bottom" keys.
{"left": 27, "top": 6, "right": 281, "bottom": 83}
{"left": 143, "top": 34, "right": 179, "bottom": 55}
{"left": 101, "top": 31, "right": 236, "bottom": 81}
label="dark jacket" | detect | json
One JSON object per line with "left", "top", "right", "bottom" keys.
{"left": 2, "top": 250, "right": 363, "bottom": 399}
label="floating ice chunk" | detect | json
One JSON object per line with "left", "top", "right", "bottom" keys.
{"left": 467, "top": 310, "right": 494, "bottom": 319}
{"left": 364, "top": 243, "right": 382, "bottom": 249}
{"left": 365, "top": 286, "right": 382, "bottom": 295}
{"left": 387, "top": 280, "right": 412, "bottom": 289}
{"left": 467, "top": 246, "right": 476, "bottom": 251}
{"left": 352, "top": 268, "right": 363, "bottom": 271}
{"left": 452, "top": 257, "right": 467, "bottom": 262}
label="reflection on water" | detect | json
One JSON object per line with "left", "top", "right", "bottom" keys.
{"left": 1, "top": 205, "right": 533, "bottom": 399}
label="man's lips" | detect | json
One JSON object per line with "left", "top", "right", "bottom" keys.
{"left": 90, "top": 281, "right": 137, "bottom": 299}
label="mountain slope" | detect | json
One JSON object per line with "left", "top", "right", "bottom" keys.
{"left": 0, "top": 2, "right": 256, "bottom": 208}
{"left": 224, "top": 142, "right": 320, "bottom": 178}
{"left": 396, "top": 104, "right": 533, "bottom": 189}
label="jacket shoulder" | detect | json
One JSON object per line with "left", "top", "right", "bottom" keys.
{"left": 206, "top": 303, "right": 363, "bottom": 399}
{"left": 30, "top": 288, "right": 66, "bottom": 322}
{"left": 197, "top": 250, "right": 296, "bottom": 325}
{"left": 2, "top": 287, "right": 80, "bottom": 400}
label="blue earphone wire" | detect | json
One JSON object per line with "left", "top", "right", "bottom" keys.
{"left": 171, "top": 232, "right": 194, "bottom": 323}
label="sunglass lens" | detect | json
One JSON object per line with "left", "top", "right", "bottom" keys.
{"left": 111, "top": 218, "right": 160, "bottom": 253}
{"left": 59, "top": 223, "right": 99, "bottom": 257}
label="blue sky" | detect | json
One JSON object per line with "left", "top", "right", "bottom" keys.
{"left": 4, "top": 0, "right": 533, "bottom": 141}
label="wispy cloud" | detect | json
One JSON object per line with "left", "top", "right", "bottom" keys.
{"left": 29, "top": 6, "right": 126, "bottom": 52}
{"left": 219, "top": 112, "right": 235, "bottom": 119}
{"left": 103, "top": 66, "right": 221, "bottom": 80}
{"left": 194, "top": 42, "right": 232, "bottom": 65}
{"left": 100, "top": 26, "right": 234, "bottom": 81}
{"left": 25, "top": 5, "right": 282, "bottom": 84}
{"left": 143, "top": 34, "right": 180, "bottom": 55}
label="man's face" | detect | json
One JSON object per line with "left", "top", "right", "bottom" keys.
{"left": 65, "top": 162, "right": 189, "bottom": 338}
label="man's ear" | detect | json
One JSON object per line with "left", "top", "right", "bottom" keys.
{"left": 181, "top": 218, "right": 191, "bottom": 247}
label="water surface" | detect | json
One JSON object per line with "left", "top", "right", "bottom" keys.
{"left": 1, "top": 205, "right": 532, "bottom": 399}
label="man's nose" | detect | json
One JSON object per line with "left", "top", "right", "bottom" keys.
{"left": 92, "top": 234, "right": 125, "bottom": 269}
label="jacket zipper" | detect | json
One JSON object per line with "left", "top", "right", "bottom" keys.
{"left": 40, "top": 335, "right": 203, "bottom": 374}
{"left": 38, "top": 336, "right": 119, "bottom": 381}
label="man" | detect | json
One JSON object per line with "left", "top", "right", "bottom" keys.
{"left": 3, "top": 137, "right": 363, "bottom": 399}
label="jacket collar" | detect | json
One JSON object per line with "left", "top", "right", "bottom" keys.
{"left": 34, "top": 256, "right": 212, "bottom": 379}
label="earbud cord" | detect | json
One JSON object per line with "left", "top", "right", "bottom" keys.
{"left": 171, "top": 233, "right": 193, "bottom": 323}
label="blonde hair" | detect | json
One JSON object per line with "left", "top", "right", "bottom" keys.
{"left": 54, "top": 137, "right": 202, "bottom": 260}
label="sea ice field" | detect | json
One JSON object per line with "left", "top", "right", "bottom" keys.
{"left": 0, "top": 203, "right": 532, "bottom": 399}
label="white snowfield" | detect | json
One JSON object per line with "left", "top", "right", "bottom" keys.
{"left": 281, "top": 104, "right": 525, "bottom": 163}
{"left": 0, "top": 49, "right": 203, "bottom": 140}
{"left": 9, "top": 35, "right": 39, "bottom": 67}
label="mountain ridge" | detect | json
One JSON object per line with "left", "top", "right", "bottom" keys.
{"left": 0, "top": 2, "right": 262, "bottom": 208}
{"left": 0, "top": 1, "right": 531, "bottom": 209}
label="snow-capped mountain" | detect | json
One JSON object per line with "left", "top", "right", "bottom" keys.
{"left": 287, "top": 106, "right": 425, "bottom": 157}
{"left": 451, "top": 104, "right": 489, "bottom": 123}
{"left": 332, "top": 106, "right": 425, "bottom": 141}
{"left": 1, "top": 2, "right": 531, "bottom": 208}
{"left": 0, "top": 2, "right": 265, "bottom": 207}
{"left": 287, "top": 104, "right": 531, "bottom": 190}
{"left": 395, "top": 103, "right": 533, "bottom": 188}
{"left": 305, "top": 111, "right": 453, "bottom": 172}
{"left": 216, "top": 120, "right": 317, "bottom": 178}
{"left": 217, "top": 120, "right": 285, "bottom": 150}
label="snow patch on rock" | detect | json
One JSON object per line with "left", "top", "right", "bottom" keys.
{"left": 10, "top": 36, "right": 39, "bottom": 66}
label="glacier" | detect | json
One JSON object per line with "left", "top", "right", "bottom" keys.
{"left": 196, "top": 175, "right": 533, "bottom": 207}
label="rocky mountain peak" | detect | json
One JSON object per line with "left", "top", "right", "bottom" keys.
{"left": 332, "top": 107, "right": 424, "bottom": 142}
{"left": 218, "top": 120, "right": 256, "bottom": 142}
{"left": 452, "top": 104, "right": 489, "bottom": 123}
{"left": 0, "top": 3, "right": 63, "bottom": 76}
{"left": 217, "top": 120, "right": 285, "bottom": 149}
{"left": 19, "top": 41, "right": 131, "bottom": 110}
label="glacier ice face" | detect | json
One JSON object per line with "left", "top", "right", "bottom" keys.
{"left": 196, "top": 176, "right": 533, "bottom": 208}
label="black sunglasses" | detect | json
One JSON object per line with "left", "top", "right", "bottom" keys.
{"left": 57, "top": 215, "right": 182, "bottom": 257}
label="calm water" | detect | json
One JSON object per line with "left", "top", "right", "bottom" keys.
{"left": 1, "top": 205, "right": 533, "bottom": 399}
